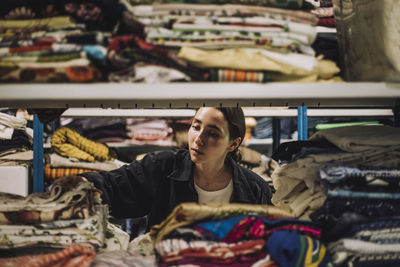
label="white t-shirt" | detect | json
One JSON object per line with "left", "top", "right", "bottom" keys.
{"left": 194, "top": 178, "right": 233, "bottom": 204}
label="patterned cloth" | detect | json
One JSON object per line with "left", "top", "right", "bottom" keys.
{"left": 44, "top": 164, "right": 98, "bottom": 180}
{"left": 267, "top": 230, "right": 330, "bottom": 267}
{"left": 150, "top": 202, "right": 293, "bottom": 243}
{"left": 209, "top": 69, "right": 270, "bottom": 82}
{"left": 0, "top": 64, "right": 102, "bottom": 83}
{"left": 0, "top": 244, "right": 96, "bottom": 267}
{"left": 0, "top": 205, "right": 107, "bottom": 249}
{"left": 156, "top": 238, "right": 266, "bottom": 264}
{"left": 0, "top": 176, "right": 101, "bottom": 224}
{"left": 51, "top": 127, "right": 111, "bottom": 162}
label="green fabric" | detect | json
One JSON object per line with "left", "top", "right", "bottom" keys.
{"left": 315, "top": 121, "right": 380, "bottom": 131}
{"left": 295, "top": 234, "right": 306, "bottom": 267}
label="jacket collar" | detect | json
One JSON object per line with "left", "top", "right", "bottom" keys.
{"left": 167, "top": 150, "right": 193, "bottom": 181}
{"left": 167, "top": 150, "right": 254, "bottom": 203}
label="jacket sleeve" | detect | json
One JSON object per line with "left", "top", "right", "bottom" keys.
{"left": 80, "top": 151, "right": 170, "bottom": 218}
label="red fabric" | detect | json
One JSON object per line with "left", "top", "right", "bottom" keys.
{"left": 0, "top": 245, "right": 96, "bottom": 267}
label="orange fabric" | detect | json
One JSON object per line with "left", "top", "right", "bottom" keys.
{"left": 0, "top": 245, "right": 96, "bottom": 267}
{"left": 44, "top": 164, "right": 98, "bottom": 180}
{"left": 235, "top": 70, "right": 246, "bottom": 82}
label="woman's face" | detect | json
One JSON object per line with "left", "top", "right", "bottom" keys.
{"left": 188, "top": 107, "right": 235, "bottom": 164}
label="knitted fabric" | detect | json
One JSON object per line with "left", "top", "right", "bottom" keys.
{"left": 266, "top": 230, "right": 331, "bottom": 267}
{"left": 51, "top": 126, "right": 111, "bottom": 162}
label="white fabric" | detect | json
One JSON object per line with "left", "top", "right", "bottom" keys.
{"left": 0, "top": 126, "right": 14, "bottom": 140}
{"left": 195, "top": 178, "right": 233, "bottom": 204}
{"left": 0, "top": 112, "right": 26, "bottom": 130}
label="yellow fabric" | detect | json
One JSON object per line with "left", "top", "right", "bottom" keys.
{"left": 51, "top": 127, "right": 111, "bottom": 162}
{"left": 150, "top": 202, "right": 293, "bottom": 243}
{"left": 177, "top": 47, "right": 341, "bottom": 81}
{"left": 0, "top": 16, "right": 76, "bottom": 29}
{"left": 304, "top": 235, "right": 327, "bottom": 267}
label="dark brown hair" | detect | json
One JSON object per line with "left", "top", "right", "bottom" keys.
{"left": 216, "top": 107, "right": 245, "bottom": 162}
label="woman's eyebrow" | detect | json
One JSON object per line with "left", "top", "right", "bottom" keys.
{"left": 193, "top": 118, "right": 222, "bottom": 132}
{"left": 207, "top": 124, "right": 222, "bottom": 133}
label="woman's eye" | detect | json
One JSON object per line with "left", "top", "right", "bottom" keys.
{"left": 209, "top": 131, "right": 219, "bottom": 137}
{"left": 191, "top": 125, "right": 200, "bottom": 131}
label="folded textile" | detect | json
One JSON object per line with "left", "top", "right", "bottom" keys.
{"left": 177, "top": 47, "right": 340, "bottom": 81}
{"left": 44, "top": 164, "right": 99, "bottom": 180}
{"left": 150, "top": 202, "right": 293, "bottom": 242}
{"left": 0, "top": 129, "right": 31, "bottom": 153}
{"left": 0, "top": 205, "right": 107, "bottom": 249}
{"left": 267, "top": 230, "right": 330, "bottom": 267}
{"left": 0, "top": 244, "right": 96, "bottom": 267}
{"left": 92, "top": 250, "right": 157, "bottom": 267}
{"left": 0, "top": 112, "right": 26, "bottom": 130}
{"left": 51, "top": 127, "right": 111, "bottom": 162}
{"left": 309, "top": 125, "right": 400, "bottom": 153}
{"left": 0, "top": 176, "right": 101, "bottom": 224}
{"left": 0, "top": 150, "right": 33, "bottom": 166}
{"left": 156, "top": 238, "right": 266, "bottom": 264}
{"left": 48, "top": 153, "right": 122, "bottom": 171}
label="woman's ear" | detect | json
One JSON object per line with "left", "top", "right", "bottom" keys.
{"left": 228, "top": 137, "right": 242, "bottom": 152}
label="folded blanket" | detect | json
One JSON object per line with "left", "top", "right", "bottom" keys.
{"left": 0, "top": 244, "right": 96, "bottom": 267}
{"left": 51, "top": 127, "right": 111, "bottom": 162}
{"left": 0, "top": 176, "right": 101, "bottom": 224}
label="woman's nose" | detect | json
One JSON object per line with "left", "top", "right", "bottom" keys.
{"left": 195, "top": 132, "right": 204, "bottom": 146}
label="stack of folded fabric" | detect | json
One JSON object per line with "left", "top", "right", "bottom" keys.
{"left": 125, "top": 118, "right": 174, "bottom": 146}
{"left": 123, "top": 0, "right": 341, "bottom": 82}
{"left": 0, "top": 0, "right": 130, "bottom": 83}
{"left": 150, "top": 202, "right": 331, "bottom": 266}
{"left": 0, "top": 111, "right": 33, "bottom": 167}
{"left": 0, "top": 176, "right": 107, "bottom": 250}
{"left": 310, "top": 165, "right": 400, "bottom": 266}
{"left": 271, "top": 125, "right": 400, "bottom": 221}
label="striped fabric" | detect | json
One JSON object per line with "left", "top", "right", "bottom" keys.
{"left": 44, "top": 164, "right": 98, "bottom": 180}
{"left": 209, "top": 68, "right": 269, "bottom": 83}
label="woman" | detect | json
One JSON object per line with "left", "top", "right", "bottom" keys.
{"left": 80, "top": 107, "right": 272, "bottom": 229}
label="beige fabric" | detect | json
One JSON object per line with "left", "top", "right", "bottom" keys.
{"left": 177, "top": 47, "right": 340, "bottom": 80}
{"left": 150, "top": 202, "right": 293, "bottom": 243}
{"left": 309, "top": 125, "right": 400, "bottom": 152}
{"left": 272, "top": 145, "right": 400, "bottom": 219}
{"left": 49, "top": 153, "right": 120, "bottom": 171}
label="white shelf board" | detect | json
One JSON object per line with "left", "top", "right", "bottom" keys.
{"left": 61, "top": 107, "right": 393, "bottom": 117}
{"left": 0, "top": 82, "right": 399, "bottom": 108}
{"left": 243, "top": 138, "right": 293, "bottom": 146}
{"left": 62, "top": 108, "right": 196, "bottom": 118}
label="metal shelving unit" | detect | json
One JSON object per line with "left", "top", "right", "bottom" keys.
{"left": 1, "top": 81, "right": 399, "bottom": 192}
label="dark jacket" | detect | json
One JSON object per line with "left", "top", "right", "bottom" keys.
{"left": 81, "top": 149, "right": 272, "bottom": 228}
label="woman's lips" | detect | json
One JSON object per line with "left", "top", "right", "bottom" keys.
{"left": 191, "top": 148, "right": 204, "bottom": 155}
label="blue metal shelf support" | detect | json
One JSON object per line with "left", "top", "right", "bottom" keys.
{"left": 297, "top": 106, "right": 308, "bottom": 140}
{"left": 33, "top": 115, "right": 44, "bottom": 192}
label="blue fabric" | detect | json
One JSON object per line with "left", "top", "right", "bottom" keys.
{"left": 195, "top": 215, "right": 319, "bottom": 240}
{"left": 266, "top": 230, "right": 331, "bottom": 267}
{"left": 267, "top": 230, "right": 304, "bottom": 267}
{"left": 195, "top": 215, "right": 246, "bottom": 239}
